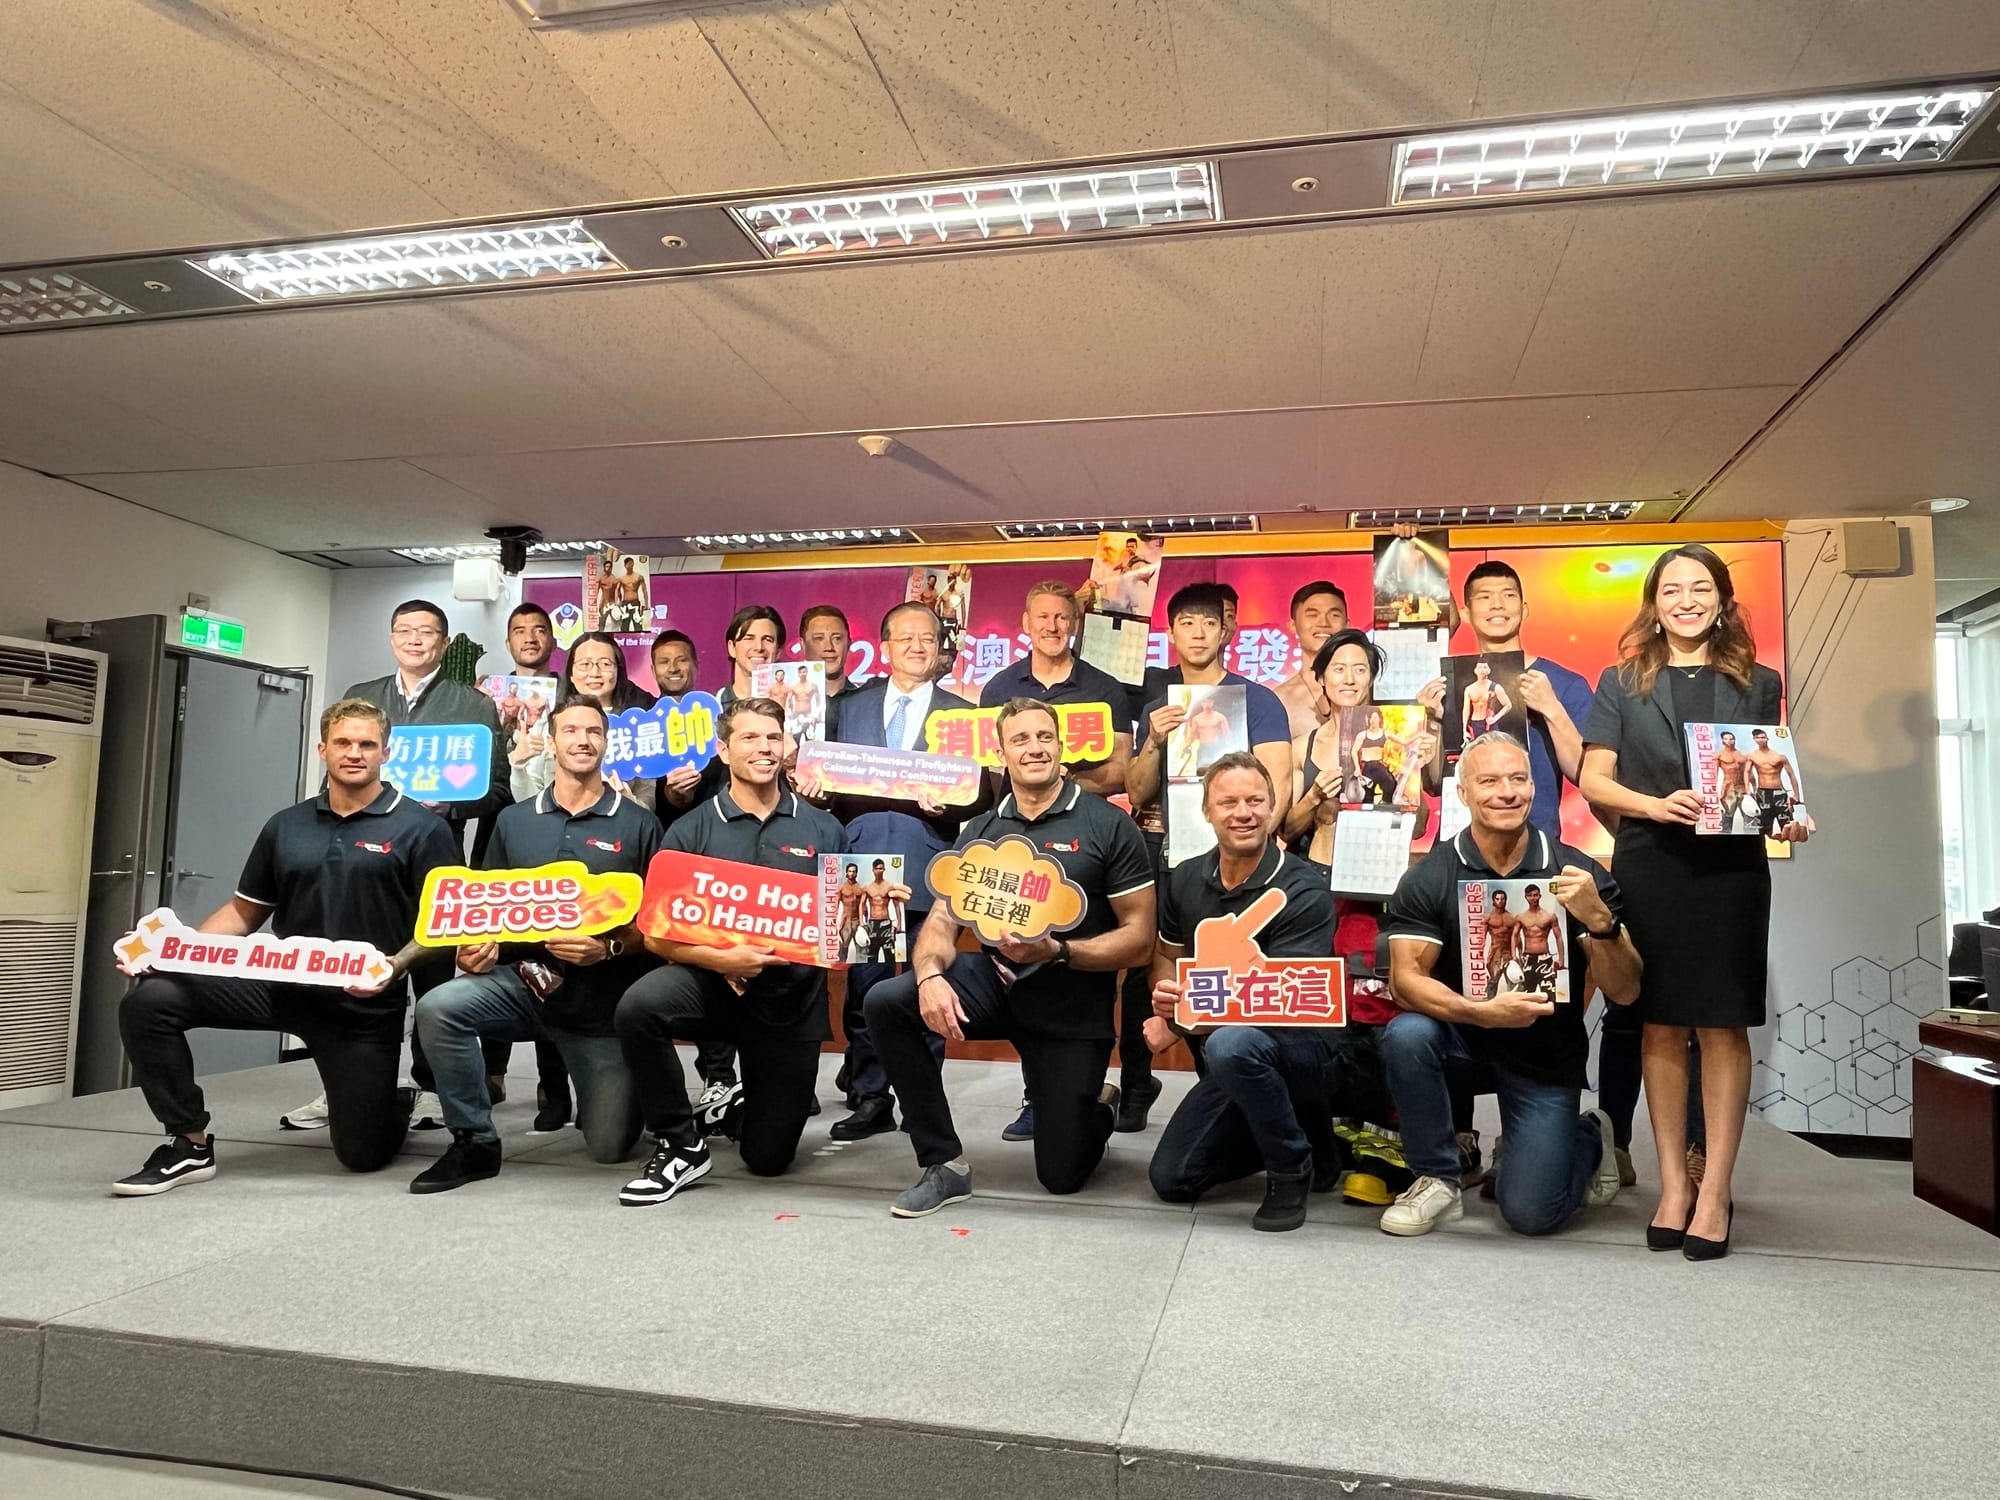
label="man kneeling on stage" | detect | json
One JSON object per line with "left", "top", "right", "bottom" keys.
{"left": 409, "top": 698, "right": 662, "bottom": 1193}
{"left": 1378, "top": 732, "right": 1641, "bottom": 1237}
{"left": 614, "top": 697, "right": 847, "bottom": 1205}
{"left": 1145, "top": 753, "right": 1340, "bottom": 1232}
{"left": 864, "top": 699, "right": 1156, "bottom": 1216}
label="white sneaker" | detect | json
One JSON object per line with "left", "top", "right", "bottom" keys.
{"left": 1379, "top": 1175, "right": 1463, "bottom": 1236}
{"left": 409, "top": 1091, "right": 446, "bottom": 1131}
{"left": 696, "top": 1080, "right": 731, "bottom": 1110}
{"left": 279, "top": 1093, "right": 329, "bottom": 1131}
{"left": 1585, "top": 1107, "right": 1622, "bottom": 1208}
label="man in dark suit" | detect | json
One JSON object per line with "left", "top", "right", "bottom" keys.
{"left": 815, "top": 602, "right": 992, "bottom": 1139}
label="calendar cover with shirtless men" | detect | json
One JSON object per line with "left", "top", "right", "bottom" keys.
{"left": 820, "top": 854, "right": 909, "bottom": 964}
{"left": 1460, "top": 879, "right": 1570, "bottom": 1005}
{"left": 1685, "top": 722, "right": 1806, "bottom": 837}
{"left": 752, "top": 661, "right": 827, "bottom": 743}
{"left": 584, "top": 547, "right": 652, "bottom": 635}
{"left": 1443, "top": 650, "right": 1527, "bottom": 757}
{"left": 1167, "top": 684, "right": 1247, "bottom": 784}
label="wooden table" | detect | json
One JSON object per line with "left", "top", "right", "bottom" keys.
{"left": 1913, "top": 1017, "right": 2000, "bottom": 1235}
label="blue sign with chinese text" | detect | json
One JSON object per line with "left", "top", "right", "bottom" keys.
{"left": 384, "top": 723, "right": 492, "bottom": 802}
{"left": 603, "top": 692, "right": 723, "bottom": 781}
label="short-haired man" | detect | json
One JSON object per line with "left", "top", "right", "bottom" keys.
{"left": 408, "top": 699, "right": 663, "bottom": 1193}
{"left": 111, "top": 700, "right": 461, "bottom": 1194}
{"left": 1122, "top": 583, "right": 1294, "bottom": 1130}
{"left": 614, "top": 697, "right": 848, "bottom": 1204}
{"left": 1747, "top": 728, "right": 1802, "bottom": 837}
{"left": 650, "top": 630, "right": 698, "bottom": 698}
{"left": 800, "top": 604, "right": 860, "bottom": 699}
{"left": 1272, "top": 581, "right": 1350, "bottom": 739}
{"left": 1145, "top": 753, "right": 1339, "bottom": 1231}
{"left": 979, "top": 581, "right": 1132, "bottom": 798}
{"left": 1377, "top": 733, "right": 1639, "bottom": 1237}
{"left": 323, "top": 600, "right": 511, "bottom": 1131}
{"left": 815, "top": 602, "right": 987, "bottom": 1140}
{"left": 863, "top": 699, "right": 1156, "bottom": 1216}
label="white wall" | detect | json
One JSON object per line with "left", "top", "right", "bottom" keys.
{"left": 0, "top": 462, "right": 331, "bottom": 694}
{"left": 324, "top": 564, "right": 513, "bottom": 698}
{"left": 1754, "top": 517, "right": 1945, "bottom": 1137}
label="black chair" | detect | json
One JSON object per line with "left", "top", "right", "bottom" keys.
{"left": 1948, "top": 922, "right": 1986, "bottom": 1008}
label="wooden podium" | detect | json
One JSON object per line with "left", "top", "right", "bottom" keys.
{"left": 1913, "top": 1017, "right": 2000, "bottom": 1235}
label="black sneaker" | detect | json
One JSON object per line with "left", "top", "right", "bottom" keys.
{"left": 530, "top": 1087, "right": 572, "bottom": 1135}
{"left": 113, "top": 1136, "right": 216, "bottom": 1197}
{"left": 696, "top": 1081, "right": 744, "bottom": 1139}
{"left": 409, "top": 1131, "right": 504, "bottom": 1194}
{"left": 619, "top": 1139, "right": 712, "bottom": 1206}
{"left": 1253, "top": 1169, "right": 1312, "bottom": 1232}
{"left": 1114, "top": 1076, "right": 1163, "bottom": 1133}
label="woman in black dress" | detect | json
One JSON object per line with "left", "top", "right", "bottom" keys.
{"left": 1579, "top": 545, "right": 1810, "bottom": 1259}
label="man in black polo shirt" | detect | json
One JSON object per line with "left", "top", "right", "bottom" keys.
{"left": 1145, "top": 752, "right": 1338, "bottom": 1232}
{"left": 863, "top": 698, "right": 1156, "bottom": 1216}
{"left": 112, "top": 699, "right": 461, "bottom": 1194}
{"left": 407, "top": 699, "right": 663, "bottom": 1193}
{"left": 979, "top": 580, "right": 1132, "bottom": 1142}
{"left": 615, "top": 697, "right": 848, "bottom": 1204}
{"left": 1377, "top": 732, "right": 1640, "bottom": 1238}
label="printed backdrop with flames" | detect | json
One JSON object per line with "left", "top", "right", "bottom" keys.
{"left": 527, "top": 539, "right": 1785, "bottom": 859}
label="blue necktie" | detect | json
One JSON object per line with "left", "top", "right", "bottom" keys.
{"left": 886, "top": 694, "right": 910, "bottom": 750}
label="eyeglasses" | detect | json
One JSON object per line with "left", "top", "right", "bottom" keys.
{"left": 887, "top": 634, "right": 939, "bottom": 648}
{"left": 390, "top": 627, "right": 442, "bottom": 641}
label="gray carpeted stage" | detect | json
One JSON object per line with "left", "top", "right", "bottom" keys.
{"left": 2, "top": 1052, "right": 1996, "bottom": 1500}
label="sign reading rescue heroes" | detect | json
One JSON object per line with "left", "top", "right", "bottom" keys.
{"left": 1174, "top": 888, "right": 1346, "bottom": 1029}
{"left": 115, "top": 908, "right": 393, "bottom": 989}
{"left": 416, "top": 863, "right": 642, "bottom": 946}
{"left": 923, "top": 702, "right": 1116, "bottom": 768}
{"left": 926, "top": 834, "right": 1088, "bottom": 945}
{"left": 637, "top": 850, "right": 836, "bottom": 968}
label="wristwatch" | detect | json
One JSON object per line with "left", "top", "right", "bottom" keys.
{"left": 1054, "top": 938, "right": 1072, "bottom": 966}
{"left": 605, "top": 937, "right": 625, "bottom": 958}
{"left": 1585, "top": 916, "right": 1621, "bottom": 942}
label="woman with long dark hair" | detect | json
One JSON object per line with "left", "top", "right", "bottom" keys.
{"left": 1579, "top": 545, "right": 1809, "bottom": 1260}
{"left": 511, "top": 632, "right": 657, "bottom": 804}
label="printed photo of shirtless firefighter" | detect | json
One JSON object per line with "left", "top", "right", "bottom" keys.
{"left": 1459, "top": 878, "right": 1570, "bottom": 1005}
{"left": 828, "top": 854, "right": 910, "bottom": 963}
{"left": 1685, "top": 721, "right": 1806, "bottom": 837}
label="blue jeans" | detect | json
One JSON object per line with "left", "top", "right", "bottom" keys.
{"left": 414, "top": 968, "right": 643, "bottom": 1164}
{"left": 1149, "top": 1026, "right": 1341, "bottom": 1199}
{"left": 1380, "top": 1011, "right": 1600, "bottom": 1236}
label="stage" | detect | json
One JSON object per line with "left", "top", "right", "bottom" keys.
{"left": 2, "top": 1052, "right": 1996, "bottom": 1500}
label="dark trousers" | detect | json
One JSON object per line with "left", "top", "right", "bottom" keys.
{"left": 1150, "top": 1025, "right": 1343, "bottom": 1201}
{"left": 695, "top": 1036, "right": 739, "bottom": 1089}
{"left": 613, "top": 967, "right": 822, "bottom": 1175}
{"left": 119, "top": 974, "right": 408, "bottom": 1173}
{"left": 864, "top": 953, "right": 1115, "bottom": 1195}
{"left": 1598, "top": 999, "right": 1706, "bottom": 1149}
{"left": 1115, "top": 829, "right": 1168, "bottom": 1090}
{"left": 844, "top": 958, "right": 944, "bottom": 1103}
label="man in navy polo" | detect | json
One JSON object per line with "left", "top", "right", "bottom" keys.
{"left": 112, "top": 699, "right": 460, "bottom": 1195}
{"left": 408, "top": 698, "right": 663, "bottom": 1193}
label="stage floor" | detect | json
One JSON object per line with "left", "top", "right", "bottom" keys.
{"left": 3, "top": 1052, "right": 1996, "bottom": 1500}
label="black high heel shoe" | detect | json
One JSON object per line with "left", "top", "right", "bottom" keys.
{"left": 1683, "top": 1202, "right": 1734, "bottom": 1262}
{"left": 1646, "top": 1204, "right": 1694, "bottom": 1252}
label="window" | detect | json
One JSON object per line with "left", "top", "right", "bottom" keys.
{"left": 1937, "top": 627, "right": 1973, "bottom": 922}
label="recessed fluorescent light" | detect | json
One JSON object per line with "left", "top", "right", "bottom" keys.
{"left": 997, "top": 515, "right": 1258, "bottom": 539}
{"left": 0, "top": 271, "right": 137, "bottom": 326}
{"left": 683, "top": 528, "right": 915, "bottom": 553}
{"left": 198, "top": 219, "right": 619, "bottom": 303}
{"left": 1393, "top": 87, "right": 1996, "bottom": 203}
{"left": 392, "top": 540, "right": 606, "bottom": 564}
{"left": 1348, "top": 503, "right": 1641, "bottom": 527}
{"left": 733, "top": 162, "right": 1219, "bottom": 259}
{"left": 1923, "top": 496, "right": 1971, "bottom": 513}
{"left": 506, "top": 0, "right": 700, "bottom": 24}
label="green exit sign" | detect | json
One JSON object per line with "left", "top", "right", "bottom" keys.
{"left": 180, "top": 613, "right": 246, "bottom": 656}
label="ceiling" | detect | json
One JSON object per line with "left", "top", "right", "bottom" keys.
{"left": 1, "top": 0, "right": 1997, "bottom": 604}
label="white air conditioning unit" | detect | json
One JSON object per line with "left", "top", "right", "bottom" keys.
{"left": 0, "top": 634, "right": 106, "bottom": 1107}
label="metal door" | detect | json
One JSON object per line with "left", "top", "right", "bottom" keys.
{"left": 167, "top": 655, "right": 308, "bottom": 1076}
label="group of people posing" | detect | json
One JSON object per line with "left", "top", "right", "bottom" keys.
{"left": 110, "top": 542, "right": 1804, "bottom": 1261}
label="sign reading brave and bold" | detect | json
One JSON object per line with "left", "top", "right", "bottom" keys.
{"left": 115, "top": 908, "right": 394, "bottom": 989}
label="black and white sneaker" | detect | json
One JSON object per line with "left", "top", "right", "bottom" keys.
{"left": 618, "top": 1139, "right": 712, "bottom": 1206}
{"left": 113, "top": 1136, "right": 217, "bottom": 1197}
{"left": 695, "top": 1082, "right": 744, "bottom": 1139}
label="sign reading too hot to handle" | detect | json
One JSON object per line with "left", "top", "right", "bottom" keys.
{"left": 637, "top": 850, "right": 835, "bottom": 968}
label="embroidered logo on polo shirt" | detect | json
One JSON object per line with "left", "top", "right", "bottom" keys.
{"left": 585, "top": 838, "right": 622, "bottom": 853}
{"left": 354, "top": 840, "right": 393, "bottom": 855}
{"left": 780, "top": 845, "right": 813, "bottom": 858}
{"left": 1043, "top": 840, "right": 1080, "bottom": 853}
